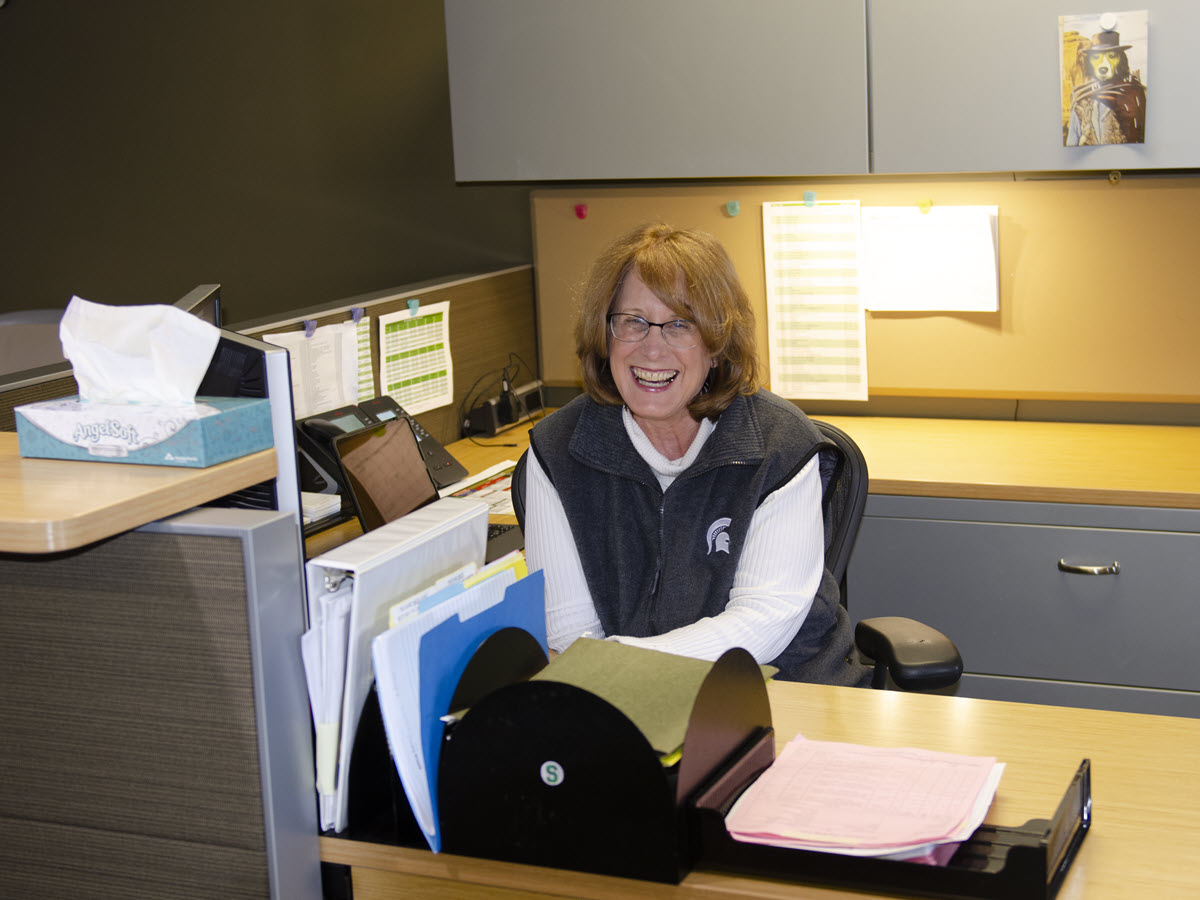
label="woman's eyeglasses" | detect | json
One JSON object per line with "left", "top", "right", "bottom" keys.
{"left": 607, "top": 313, "right": 700, "bottom": 349}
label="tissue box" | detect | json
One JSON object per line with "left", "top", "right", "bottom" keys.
{"left": 14, "top": 396, "right": 273, "bottom": 468}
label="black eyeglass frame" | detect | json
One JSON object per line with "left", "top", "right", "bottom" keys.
{"left": 606, "top": 313, "right": 700, "bottom": 349}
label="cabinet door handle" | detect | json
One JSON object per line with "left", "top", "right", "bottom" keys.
{"left": 1057, "top": 559, "right": 1120, "bottom": 575}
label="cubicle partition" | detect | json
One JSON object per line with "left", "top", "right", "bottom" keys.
{"left": 233, "top": 266, "right": 538, "bottom": 446}
{"left": 0, "top": 266, "right": 540, "bottom": 896}
{"left": 0, "top": 508, "right": 320, "bottom": 900}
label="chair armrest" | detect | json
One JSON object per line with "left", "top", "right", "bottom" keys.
{"left": 854, "top": 616, "right": 963, "bottom": 692}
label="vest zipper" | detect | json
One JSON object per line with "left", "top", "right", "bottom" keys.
{"left": 646, "top": 494, "right": 666, "bottom": 631}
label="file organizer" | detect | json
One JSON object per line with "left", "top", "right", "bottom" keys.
{"left": 342, "top": 633, "right": 1091, "bottom": 897}
{"left": 305, "top": 496, "right": 490, "bottom": 833}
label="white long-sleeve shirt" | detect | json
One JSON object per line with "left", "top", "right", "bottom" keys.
{"left": 525, "top": 408, "right": 826, "bottom": 665}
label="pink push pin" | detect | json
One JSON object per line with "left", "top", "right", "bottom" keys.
{"left": 574, "top": 203, "right": 588, "bottom": 220}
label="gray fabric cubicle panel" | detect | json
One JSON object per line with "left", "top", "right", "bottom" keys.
{"left": 0, "top": 508, "right": 318, "bottom": 900}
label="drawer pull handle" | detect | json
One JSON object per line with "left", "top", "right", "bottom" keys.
{"left": 1057, "top": 559, "right": 1120, "bottom": 576}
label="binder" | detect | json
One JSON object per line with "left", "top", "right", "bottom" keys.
{"left": 303, "top": 496, "right": 489, "bottom": 833}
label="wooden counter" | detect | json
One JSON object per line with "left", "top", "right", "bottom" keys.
{"left": 816, "top": 416, "right": 1200, "bottom": 508}
{"left": 0, "top": 432, "right": 277, "bottom": 553}
{"left": 322, "top": 678, "right": 1200, "bottom": 899}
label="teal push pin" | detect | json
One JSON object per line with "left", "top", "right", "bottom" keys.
{"left": 725, "top": 200, "right": 740, "bottom": 217}
{"left": 804, "top": 191, "right": 816, "bottom": 207}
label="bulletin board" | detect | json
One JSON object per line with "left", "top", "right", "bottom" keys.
{"left": 531, "top": 177, "right": 1200, "bottom": 405}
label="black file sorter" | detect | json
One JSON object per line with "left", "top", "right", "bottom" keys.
{"left": 437, "top": 629, "right": 774, "bottom": 883}
{"left": 342, "top": 630, "right": 1091, "bottom": 897}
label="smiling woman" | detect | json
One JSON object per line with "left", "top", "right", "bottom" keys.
{"left": 522, "top": 223, "right": 871, "bottom": 687}
{"left": 605, "top": 275, "right": 715, "bottom": 460}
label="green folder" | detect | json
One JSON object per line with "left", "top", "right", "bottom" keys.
{"left": 533, "top": 638, "right": 775, "bottom": 761}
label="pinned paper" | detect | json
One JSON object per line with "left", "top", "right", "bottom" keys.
{"left": 861, "top": 206, "right": 999, "bottom": 312}
{"left": 264, "top": 321, "right": 360, "bottom": 420}
{"left": 378, "top": 300, "right": 454, "bottom": 415}
{"left": 762, "top": 200, "right": 867, "bottom": 403}
{"left": 59, "top": 296, "right": 220, "bottom": 405}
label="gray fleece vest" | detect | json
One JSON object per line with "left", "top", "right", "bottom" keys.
{"left": 529, "top": 390, "right": 867, "bottom": 685}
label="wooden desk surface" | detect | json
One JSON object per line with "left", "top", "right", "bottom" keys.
{"left": 443, "top": 413, "right": 1200, "bottom": 511}
{"left": 0, "top": 432, "right": 277, "bottom": 554}
{"left": 322, "top": 679, "right": 1200, "bottom": 898}
{"left": 816, "top": 415, "right": 1200, "bottom": 509}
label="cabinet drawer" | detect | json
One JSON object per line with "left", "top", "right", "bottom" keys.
{"left": 848, "top": 517, "right": 1200, "bottom": 691}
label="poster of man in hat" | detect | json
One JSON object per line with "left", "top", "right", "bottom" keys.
{"left": 1061, "top": 11, "right": 1148, "bottom": 146}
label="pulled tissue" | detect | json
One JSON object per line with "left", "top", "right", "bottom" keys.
{"left": 59, "top": 295, "right": 221, "bottom": 405}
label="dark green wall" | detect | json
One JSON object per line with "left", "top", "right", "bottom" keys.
{"left": 0, "top": 1, "right": 531, "bottom": 324}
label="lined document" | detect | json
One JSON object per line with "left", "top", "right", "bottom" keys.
{"left": 264, "top": 321, "right": 361, "bottom": 419}
{"left": 763, "top": 201, "right": 868, "bottom": 402}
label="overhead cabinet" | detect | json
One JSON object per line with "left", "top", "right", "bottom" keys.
{"left": 446, "top": 1, "right": 1199, "bottom": 179}
{"left": 868, "top": 0, "right": 1197, "bottom": 174}
{"left": 443, "top": 0, "right": 870, "bottom": 180}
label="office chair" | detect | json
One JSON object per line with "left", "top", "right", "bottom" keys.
{"left": 509, "top": 420, "right": 963, "bottom": 692}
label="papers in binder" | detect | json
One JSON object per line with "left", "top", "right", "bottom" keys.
{"left": 299, "top": 584, "right": 352, "bottom": 799}
{"left": 387, "top": 562, "right": 478, "bottom": 628}
{"left": 302, "top": 496, "right": 490, "bottom": 833}
{"left": 724, "top": 736, "right": 1003, "bottom": 865}
{"left": 372, "top": 568, "right": 546, "bottom": 853}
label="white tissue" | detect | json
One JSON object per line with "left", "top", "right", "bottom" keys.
{"left": 59, "top": 296, "right": 221, "bottom": 405}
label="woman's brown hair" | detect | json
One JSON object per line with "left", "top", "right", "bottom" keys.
{"left": 575, "top": 223, "right": 760, "bottom": 420}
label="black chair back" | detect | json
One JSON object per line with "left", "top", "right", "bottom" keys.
{"left": 812, "top": 420, "right": 870, "bottom": 596}
{"left": 511, "top": 450, "right": 529, "bottom": 530}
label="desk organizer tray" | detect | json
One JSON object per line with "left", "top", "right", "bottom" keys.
{"left": 338, "top": 633, "right": 1090, "bottom": 898}
{"left": 690, "top": 741, "right": 1091, "bottom": 900}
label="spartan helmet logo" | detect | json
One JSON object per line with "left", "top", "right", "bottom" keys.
{"left": 706, "top": 517, "right": 732, "bottom": 555}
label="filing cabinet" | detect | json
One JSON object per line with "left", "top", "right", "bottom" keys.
{"left": 848, "top": 495, "right": 1200, "bottom": 718}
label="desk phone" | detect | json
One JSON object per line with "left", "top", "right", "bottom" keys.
{"left": 300, "top": 397, "right": 468, "bottom": 489}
